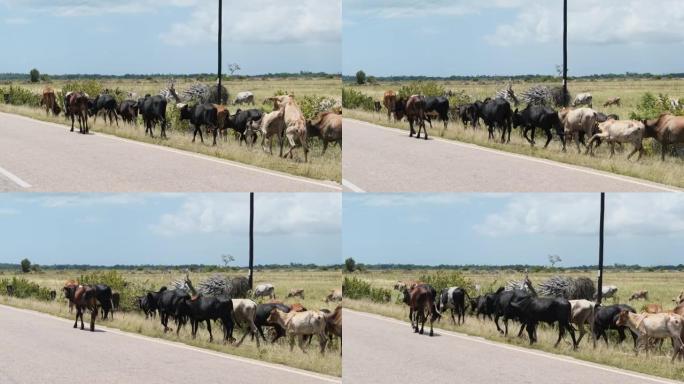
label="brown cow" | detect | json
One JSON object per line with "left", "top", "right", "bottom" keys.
{"left": 40, "top": 87, "right": 60, "bottom": 116}
{"left": 307, "top": 111, "right": 341, "bottom": 155}
{"left": 399, "top": 95, "right": 428, "bottom": 140}
{"left": 287, "top": 288, "right": 305, "bottom": 300}
{"left": 63, "top": 282, "right": 99, "bottom": 331}
{"left": 402, "top": 284, "right": 439, "bottom": 336}
{"left": 603, "top": 97, "right": 621, "bottom": 107}
{"left": 325, "top": 306, "right": 342, "bottom": 355}
{"left": 274, "top": 95, "right": 309, "bottom": 162}
{"left": 559, "top": 107, "right": 599, "bottom": 153}
{"left": 212, "top": 104, "right": 229, "bottom": 141}
{"left": 383, "top": 91, "right": 397, "bottom": 121}
{"left": 643, "top": 303, "right": 663, "bottom": 314}
{"left": 628, "top": 290, "right": 649, "bottom": 301}
{"left": 65, "top": 92, "right": 90, "bottom": 134}
{"left": 643, "top": 113, "right": 684, "bottom": 161}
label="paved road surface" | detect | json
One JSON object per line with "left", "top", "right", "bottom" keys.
{"left": 343, "top": 309, "right": 680, "bottom": 384}
{"left": 0, "top": 305, "right": 339, "bottom": 384}
{"left": 342, "top": 119, "right": 680, "bottom": 192}
{"left": 0, "top": 112, "right": 340, "bottom": 192}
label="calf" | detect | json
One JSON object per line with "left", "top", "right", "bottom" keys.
{"left": 267, "top": 308, "right": 328, "bottom": 354}
{"left": 512, "top": 104, "right": 564, "bottom": 148}
{"left": 616, "top": 310, "right": 684, "bottom": 361}
{"left": 629, "top": 290, "right": 649, "bottom": 301}
{"left": 89, "top": 94, "right": 119, "bottom": 126}
{"left": 325, "top": 289, "right": 342, "bottom": 303}
{"left": 510, "top": 295, "right": 578, "bottom": 348}
{"left": 603, "top": 97, "right": 621, "bottom": 107}
{"left": 254, "top": 283, "right": 276, "bottom": 300}
{"left": 231, "top": 299, "right": 261, "bottom": 347}
{"left": 178, "top": 295, "right": 235, "bottom": 343}
{"left": 383, "top": 91, "right": 397, "bottom": 121}
{"left": 117, "top": 99, "right": 139, "bottom": 125}
{"left": 307, "top": 111, "right": 342, "bottom": 155}
{"left": 227, "top": 108, "right": 264, "bottom": 145}
{"left": 572, "top": 92, "right": 593, "bottom": 108}
{"left": 374, "top": 101, "right": 382, "bottom": 113}
{"left": 436, "top": 287, "right": 468, "bottom": 325}
{"left": 178, "top": 103, "right": 218, "bottom": 145}
{"left": 138, "top": 95, "right": 168, "bottom": 138}
{"left": 569, "top": 299, "right": 595, "bottom": 345}
{"left": 287, "top": 288, "right": 305, "bottom": 300}
{"left": 40, "top": 87, "right": 60, "bottom": 116}
{"left": 65, "top": 92, "right": 90, "bottom": 134}
{"left": 457, "top": 103, "right": 479, "bottom": 128}
{"left": 255, "top": 302, "right": 291, "bottom": 342}
{"left": 587, "top": 119, "right": 645, "bottom": 159}
{"left": 234, "top": 91, "right": 254, "bottom": 105}
{"left": 592, "top": 304, "right": 638, "bottom": 348}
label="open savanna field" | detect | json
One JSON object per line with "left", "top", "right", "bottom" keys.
{"left": 344, "top": 269, "right": 684, "bottom": 381}
{"left": 0, "top": 77, "right": 341, "bottom": 182}
{"left": 0, "top": 268, "right": 342, "bottom": 376}
{"left": 344, "top": 78, "right": 684, "bottom": 188}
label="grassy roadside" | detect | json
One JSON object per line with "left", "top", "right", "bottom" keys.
{"left": 344, "top": 298, "right": 684, "bottom": 382}
{"left": 0, "top": 104, "right": 341, "bottom": 183}
{"left": 344, "top": 108, "right": 684, "bottom": 189}
{"left": 0, "top": 269, "right": 342, "bottom": 377}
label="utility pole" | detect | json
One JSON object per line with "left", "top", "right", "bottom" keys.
{"left": 596, "top": 192, "right": 605, "bottom": 305}
{"left": 562, "top": 0, "right": 568, "bottom": 106}
{"left": 217, "top": 0, "right": 223, "bottom": 104}
{"left": 248, "top": 192, "right": 254, "bottom": 290}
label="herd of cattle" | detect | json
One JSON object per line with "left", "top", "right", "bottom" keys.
{"left": 57, "top": 278, "right": 342, "bottom": 355}
{"left": 379, "top": 90, "right": 684, "bottom": 161}
{"left": 39, "top": 87, "right": 342, "bottom": 162}
{"left": 396, "top": 279, "right": 684, "bottom": 362}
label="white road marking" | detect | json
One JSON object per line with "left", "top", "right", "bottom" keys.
{"left": 0, "top": 112, "right": 341, "bottom": 191}
{"left": 346, "top": 118, "right": 682, "bottom": 192}
{"left": 347, "top": 309, "right": 680, "bottom": 384}
{"left": 0, "top": 165, "right": 31, "bottom": 188}
{"left": 0, "top": 304, "right": 340, "bottom": 383}
{"left": 342, "top": 178, "right": 365, "bottom": 192}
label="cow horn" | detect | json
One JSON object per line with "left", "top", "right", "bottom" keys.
{"left": 176, "top": 103, "right": 187, "bottom": 109}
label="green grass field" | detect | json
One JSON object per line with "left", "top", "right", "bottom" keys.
{"left": 0, "top": 268, "right": 342, "bottom": 377}
{"left": 0, "top": 77, "right": 341, "bottom": 182}
{"left": 344, "top": 269, "right": 684, "bottom": 381}
{"left": 344, "top": 78, "right": 684, "bottom": 188}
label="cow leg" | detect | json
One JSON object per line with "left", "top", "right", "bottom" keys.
{"left": 543, "top": 128, "right": 553, "bottom": 148}
{"left": 494, "top": 314, "right": 504, "bottom": 334}
{"left": 322, "top": 141, "right": 328, "bottom": 155}
{"left": 212, "top": 128, "right": 218, "bottom": 146}
{"left": 89, "top": 308, "right": 97, "bottom": 332}
{"left": 206, "top": 320, "right": 213, "bottom": 343}
{"left": 73, "top": 307, "right": 79, "bottom": 328}
{"left": 517, "top": 322, "right": 526, "bottom": 338}
{"left": 319, "top": 331, "right": 328, "bottom": 354}
{"left": 661, "top": 142, "right": 667, "bottom": 161}
{"left": 450, "top": 308, "right": 456, "bottom": 324}
{"left": 526, "top": 323, "right": 535, "bottom": 345}
{"left": 523, "top": 126, "right": 534, "bottom": 145}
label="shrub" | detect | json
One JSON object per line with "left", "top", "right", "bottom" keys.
{"left": 629, "top": 92, "right": 683, "bottom": 120}
{"left": 342, "top": 87, "right": 374, "bottom": 111}
{"left": 343, "top": 277, "right": 392, "bottom": 303}
{"left": 418, "top": 270, "right": 475, "bottom": 296}
{"left": 0, "top": 277, "right": 52, "bottom": 300}
{"left": 2, "top": 86, "right": 40, "bottom": 106}
{"left": 398, "top": 81, "right": 445, "bottom": 99}
{"left": 355, "top": 70, "right": 366, "bottom": 85}
{"left": 78, "top": 270, "right": 145, "bottom": 312}
{"left": 29, "top": 68, "right": 40, "bottom": 83}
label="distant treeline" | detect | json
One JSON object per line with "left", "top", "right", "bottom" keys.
{"left": 0, "top": 263, "right": 342, "bottom": 271}
{"left": 342, "top": 73, "right": 684, "bottom": 83}
{"left": 355, "top": 263, "right": 684, "bottom": 272}
{"left": 0, "top": 71, "right": 340, "bottom": 81}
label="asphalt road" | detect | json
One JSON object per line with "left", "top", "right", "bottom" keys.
{"left": 342, "top": 119, "right": 680, "bottom": 192}
{"left": 0, "top": 304, "right": 339, "bottom": 384}
{"left": 343, "top": 309, "right": 680, "bottom": 384}
{"left": 0, "top": 112, "right": 340, "bottom": 192}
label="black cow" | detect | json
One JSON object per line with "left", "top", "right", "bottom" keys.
{"left": 493, "top": 287, "right": 530, "bottom": 336}
{"left": 510, "top": 295, "right": 578, "bottom": 348}
{"left": 117, "top": 99, "right": 139, "bottom": 125}
{"left": 89, "top": 94, "right": 119, "bottom": 126}
{"left": 6, "top": 285, "right": 14, "bottom": 297}
{"left": 254, "top": 303, "right": 292, "bottom": 342}
{"left": 596, "top": 112, "right": 620, "bottom": 123}
{"left": 436, "top": 287, "right": 468, "bottom": 325}
{"left": 374, "top": 101, "right": 382, "bottom": 113}
{"left": 178, "top": 103, "right": 218, "bottom": 145}
{"left": 592, "top": 304, "right": 638, "bottom": 348}
{"left": 137, "top": 294, "right": 157, "bottom": 318}
{"left": 138, "top": 95, "right": 168, "bottom": 138}
{"left": 152, "top": 288, "right": 191, "bottom": 335}
{"left": 178, "top": 295, "right": 235, "bottom": 343}
{"left": 226, "top": 109, "right": 263, "bottom": 145}
{"left": 512, "top": 105, "right": 564, "bottom": 148}
{"left": 111, "top": 292, "right": 120, "bottom": 313}
{"left": 458, "top": 103, "right": 479, "bottom": 128}
{"left": 93, "top": 285, "right": 113, "bottom": 320}
{"left": 476, "top": 98, "right": 512, "bottom": 143}
{"left": 470, "top": 293, "right": 496, "bottom": 321}
{"left": 424, "top": 96, "right": 450, "bottom": 130}
{"left": 49, "top": 290, "right": 57, "bottom": 301}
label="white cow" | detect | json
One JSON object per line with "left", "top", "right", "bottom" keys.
{"left": 231, "top": 299, "right": 260, "bottom": 347}
{"left": 559, "top": 107, "right": 599, "bottom": 153}
{"left": 587, "top": 119, "right": 645, "bottom": 159}
{"left": 267, "top": 309, "right": 328, "bottom": 353}
{"left": 572, "top": 92, "right": 593, "bottom": 108}
{"left": 569, "top": 299, "right": 595, "bottom": 345}
{"left": 254, "top": 283, "right": 275, "bottom": 300}
{"left": 616, "top": 311, "right": 684, "bottom": 361}
{"left": 234, "top": 91, "right": 254, "bottom": 105}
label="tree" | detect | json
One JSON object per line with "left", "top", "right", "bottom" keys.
{"left": 355, "top": 70, "right": 366, "bottom": 85}
{"left": 20, "top": 258, "right": 31, "bottom": 273}
{"left": 221, "top": 253, "right": 235, "bottom": 268}
{"left": 227, "top": 63, "right": 241, "bottom": 76}
{"left": 29, "top": 69, "right": 40, "bottom": 83}
{"left": 344, "top": 257, "right": 356, "bottom": 273}
{"left": 548, "top": 254, "right": 562, "bottom": 267}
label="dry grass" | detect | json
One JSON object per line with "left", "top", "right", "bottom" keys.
{"left": 2, "top": 77, "right": 341, "bottom": 182}
{"left": 0, "top": 268, "right": 342, "bottom": 377}
{"left": 344, "top": 78, "right": 684, "bottom": 188}
{"left": 344, "top": 269, "right": 684, "bottom": 381}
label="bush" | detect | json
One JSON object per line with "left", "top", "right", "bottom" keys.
{"left": 418, "top": 270, "right": 475, "bottom": 296}
{"left": 342, "top": 87, "right": 375, "bottom": 111}
{"left": 343, "top": 277, "right": 392, "bottom": 303}
{"left": 398, "top": 81, "right": 445, "bottom": 99}
{"left": 61, "top": 80, "right": 103, "bottom": 99}
{"left": 356, "top": 70, "right": 366, "bottom": 85}
{"left": 0, "top": 277, "right": 53, "bottom": 300}
{"left": 78, "top": 270, "right": 148, "bottom": 312}
{"left": 29, "top": 68, "right": 40, "bottom": 83}
{"left": 629, "top": 92, "right": 683, "bottom": 120}
{"left": 20, "top": 258, "right": 31, "bottom": 273}
{"left": 2, "top": 86, "right": 40, "bottom": 106}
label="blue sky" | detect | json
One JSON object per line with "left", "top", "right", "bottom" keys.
{"left": 0, "top": 193, "right": 340, "bottom": 266}
{"left": 343, "top": 193, "right": 684, "bottom": 267}
{"left": 343, "top": 0, "right": 684, "bottom": 76}
{"left": 0, "top": 0, "right": 341, "bottom": 75}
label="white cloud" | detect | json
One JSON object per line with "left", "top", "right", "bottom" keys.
{"left": 17, "top": 194, "right": 147, "bottom": 208}
{"left": 160, "top": 0, "right": 341, "bottom": 46}
{"left": 475, "top": 194, "right": 684, "bottom": 237}
{"left": 152, "top": 194, "right": 340, "bottom": 237}
{"left": 0, "top": 0, "right": 198, "bottom": 17}
{"left": 347, "top": 193, "right": 471, "bottom": 207}
{"left": 4, "top": 17, "right": 28, "bottom": 24}
{"left": 0, "top": 208, "right": 19, "bottom": 215}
